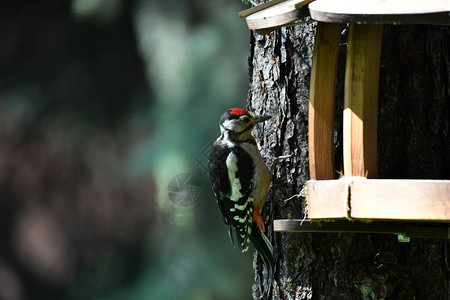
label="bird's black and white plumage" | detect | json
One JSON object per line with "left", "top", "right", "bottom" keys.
{"left": 209, "top": 108, "right": 274, "bottom": 269}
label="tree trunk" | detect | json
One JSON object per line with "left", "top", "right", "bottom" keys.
{"left": 248, "top": 20, "right": 450, "bottom": 300}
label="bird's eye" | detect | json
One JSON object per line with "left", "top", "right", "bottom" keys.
{"left": 242, "top": 116, "right": 250, "bottom": 123}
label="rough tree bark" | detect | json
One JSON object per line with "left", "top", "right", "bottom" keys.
{"left": 247, "top": 19, "right": 450, "bottom": 300}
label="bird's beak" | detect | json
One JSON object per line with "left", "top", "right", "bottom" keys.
{"left": 254, "top": 115, "right": 271, "bottom": 123}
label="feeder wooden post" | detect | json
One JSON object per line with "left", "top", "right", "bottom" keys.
{"left": 308, "top": 22, "right": 341, "bottom": 180}
{"left": 343, "top": 24, "right": 383, "bottom": 178}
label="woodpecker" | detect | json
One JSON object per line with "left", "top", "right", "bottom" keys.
{"left": 209, "top": 108, "right": 274, "bottom": 269}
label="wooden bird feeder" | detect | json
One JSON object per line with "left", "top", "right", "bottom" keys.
{"left": 241, "top": 0, "right": 450, "bottom": 239}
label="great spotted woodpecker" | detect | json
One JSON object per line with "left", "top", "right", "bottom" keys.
{"left": 209, "top": 108, "right": 274, "bottom": 269}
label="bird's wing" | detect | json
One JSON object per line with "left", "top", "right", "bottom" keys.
{"left": 209, "top": 142, "right": 255, "bottom": 251}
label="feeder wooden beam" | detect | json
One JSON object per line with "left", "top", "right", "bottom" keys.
{"left": 307, "top": 179, "right": 450, "bottom": 221}
{"left": 350, "top": 179, "right": 450, "bottom": 220}
{"left": 307, "top": 177, "right": 349, "bottom": 219}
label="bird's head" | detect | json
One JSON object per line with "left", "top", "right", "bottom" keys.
{"left": 219, "top": 108, "right": 271, "bottom": 139}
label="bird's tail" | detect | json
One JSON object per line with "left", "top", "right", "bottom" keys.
{"left": 250, "top": 223, "right": 274, "bottom": 270}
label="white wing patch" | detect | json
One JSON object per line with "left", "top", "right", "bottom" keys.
{"left": 225, "top": 151, "right": 253, "bottom": 252}
{"left": 225, "top": 152, "right": 243, "bottom": 202}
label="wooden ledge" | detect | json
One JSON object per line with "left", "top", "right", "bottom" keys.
{"left": 309, "top": 0, "right": 450, "bottom": 24}
{"left": 274, "top": 219, "right": 450, "bottom": 239}
{"left": 243, "top": 0, "right": 313, "bottom": 33}
{"left": 240, "top": 0, "right": 450, "bottom": 34}
{"left": 307, "top": 179, "right": 450, "bottom": 221}
{"left": 239, "top": 0, "right": 290, "bottom": 19}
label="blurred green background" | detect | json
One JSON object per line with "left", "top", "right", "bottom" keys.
{"left": 0, "top": 0, "right": 255, "bottom": 299}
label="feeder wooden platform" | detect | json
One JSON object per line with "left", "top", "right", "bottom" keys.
{"left": 274, "top": 219, "right": 450, "bottom": 239}
{"left": 307, "top": 179, "right": 450, "bottom": 220}
{"left": 241, "top": 0, "right": 450, "bottom": 238}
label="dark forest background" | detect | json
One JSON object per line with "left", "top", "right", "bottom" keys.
{"left": 0, "top": 1, "right": 256, "bottom": 299}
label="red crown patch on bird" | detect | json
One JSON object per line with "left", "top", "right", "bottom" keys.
{"left": 228, "top": 108, "right": 249, "bottom": 116}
